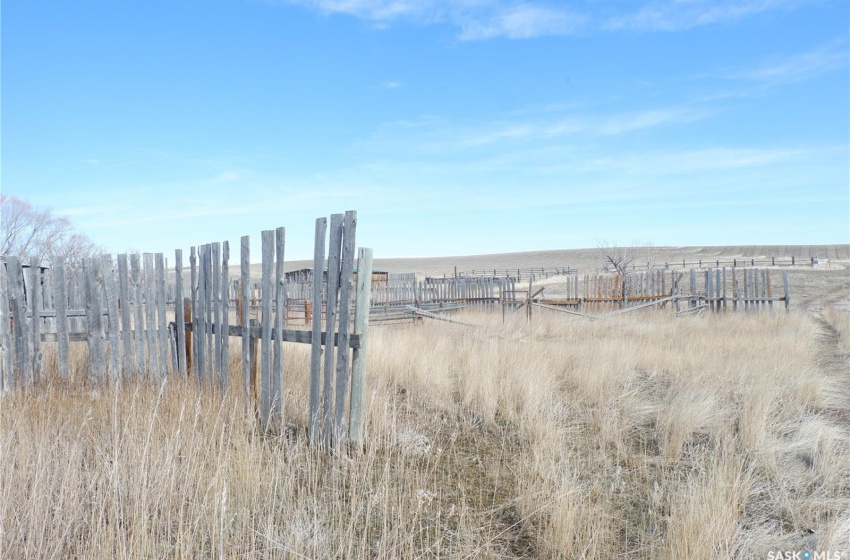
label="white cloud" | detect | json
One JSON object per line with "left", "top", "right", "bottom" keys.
{"left": 603, "top": 0, "right": 804, "bottom": 32}
{"left": 381, "top": 80, "right": 403, "bottom": 89}
{"left": 727, "top": 41, "right": 848, "bottom": 84}
{"left": 286, "top": 0, "right": 815, "bottom": 39}
{"left": 457, "top": 4, "right": 586, "bottom": 40}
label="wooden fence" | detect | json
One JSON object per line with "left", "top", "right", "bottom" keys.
{"left": 0, "top": 211, "right": 372, "bottom": 448}
{"left": 536, "top": 267, "right": 789, "bottom": 317}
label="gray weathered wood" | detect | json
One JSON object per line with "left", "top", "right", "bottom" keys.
{"left": 220, "top": 241, "right": 230, "bottom": 390}
{"left": 196, "top": 246, "right": 208, "bottom": 381}
{"left": 309, "top": 218, "right": 327, "bottom": 443}
{"left": 8, "top": 259, "right": 31, "bottom": 386}
{"left": 174, "top": 250, "right": 187, "bottom": 376}
{"left": 783, "top": 270, "right": 790, "bottom": 312}
{"left": 322, "top": 214, "right": 344, "bottom": 445}
{"left": 0, "top": 259, "right": 11, "bottom": 389}
{"left": 102, "top": 255, "right": 121, "bottom": 382}
{"left": 117, "top": 254, "right": 133, "bottom": 377}
{"left": 203, "top": 245, "right": 214, "bottom": 381}
{"left": 272, "top": 227, "right": 285, "bottom": 427}
{"left": 155, "top": 254, "right": 169, "bottom": 376}
{"left": 334, "top": 211, "right": 357, "bottom": 442}
{"left": 260, "top": 230, "right": 274, "bottom": 428}
{"left": 191, "top": 247, "right": 199, "bottom": 379}
{"left": 51, "top": 257, "right": 69, "bottom": 380}
{"left": 85, "top": 258, "right": 107, "bottom": 381}
{"left": 240, "top": 236, "right": 250, "bottom": 410}
{"left": 212, "top": 242, "right": 222, "bottom": 383}
{"left": 28, "top": 260, "right": 43, "bottom": 383}
{"left": 130, "top": 254, "right": 146, "bottom": 377}
{"left": 349, "top": 247, "right": 372, "bottom": 448}
{"left": 143, "top": 254, "right": 159, "bottom": 377}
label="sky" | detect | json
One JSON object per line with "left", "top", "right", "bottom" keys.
{"left": 2, "top": 0, "right": 848, "bottom": 260}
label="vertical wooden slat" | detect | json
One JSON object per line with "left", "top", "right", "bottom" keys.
{"left": 0, "top": 260, "right": 11, "bottom": 390}
{"left": 349, "top": 246, "right": 372, "bottom": 449}
{"left": 783, "top": 270, "right": 790, "bottom": 313}
{"left": 196, "top": 246, "right": 208, "bottom": 382}
{"left": 191, "top": 247, "right": 200, "bottom": 379}
{"left": 117, "top": 254, "right": 133, "bottom": 377}
{"left": 85, "top": 258, "right": 107, "bottom": 381}
{"left": 272, "top": 227, "right": 285, "bottom": 427}
{"left": 212, "top": 242, "right": 222, "bottom": 382}
{"left": 8, "top": 257, "right": 31, "bottom": 385}
{"left": 260, "top": 230, "right": 274, "bottom": 428}
{"left": 322, "top": 214, "right": 344, "bottom": 445}
{"left": 102, "top": 255, "right": 121, "bottom": 382}
{"left": 220, "top": 241, "right": 230, "bottom": 390}
{"left": 334, "top": 211, "right": 357, "bottom": 442}
{"left": 28, "top": 261, "right": 43, "bottom": 383}
{"left": 143, "top": 254, "right": 159, "bottom": 377}
{"left": 203, "top": 245, "right": 214, "bottom": 382}
{"left": 174, "top": 250, "right": 187, "bottom": 376}
{"left": 155, "top": 254, "right": 169, "bottom": 376}
{"left": 309, "top": 218, "right": 327, "bottom": 443}
{"left": 130, "top": 254, "right": 146, "bottom": 377}
{"left": 240, "top": 236, "right": 250, "bottom": 409}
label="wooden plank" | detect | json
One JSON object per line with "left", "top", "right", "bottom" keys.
{"left": 0, "top": 257, "right": 12, "bottom": 389}
{"left": 196, "top": 246, "right": 208, "bottom": 381}
{"left": 322, "top": 214, "right": 344, "bottom": 445}
{"left": 240, "top": 236, "right": 250, "bottom": 411}
{"left": 334, "top": 211, "right": 357, "bottom": 442}
{"left": 130, "top": 254, "right": 146, "bottom": 377}
{"left": 8, "top": 258, "right": 31, "bottom": 387}
{"left": 117, "top": 255, "right": 133, "bottom": 377}
{"left": 85, "top": 258, "right": 107, "bottom": 381}
{"left": 260, "top": 230, "right": 274, "bottom": 428}
{"left": 349, "top": 247, "right": 372, "bottom": 449}
{"left": 203, "top": 245, "right": 214, "bottom": 382}
{"left": 212, "top": 242, "right": 222, "bottom": 383}
{"left": 272, "top": 228, "right": 285, "bottom": 427}
{"left": 174, "top": 250, "right": 187, "bottom": 376}
{"left": 102, "top": 255, "right": 121, "bottom": 382}
{"left": 309, "top": 218, "right": 327, "bottom": 443}
{"left": 766, "top": 269, "right": 773, "bottom": 311}
{"left": 28, "top": 260, "right": 43, "bottom": 383}
{"left": 220, "top": 241, "right": 230, "bottom": 390}
{"left": 783, "top": 270, "right": 790, "bottom": 313}
{"left": 143, "top": 254, "right": 159, "bottom": 377}
{"left": 190, "top": 247, "right": 199, "bottom": 379}
{"left": 155, "top": 254, "right": 168, "bottom": 376}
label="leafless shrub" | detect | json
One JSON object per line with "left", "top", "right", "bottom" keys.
{"left": 0, "top": 195, "right": 102, "bottom": 266}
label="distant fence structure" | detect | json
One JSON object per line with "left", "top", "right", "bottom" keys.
{"left": 0, "top": 211, "right": 373, "bottom": 449}
{"left": 536, "top": 267, "right": 789, "bottom": 318}
{"left": 604, "top": 255, "right": 823, "bottom": 273}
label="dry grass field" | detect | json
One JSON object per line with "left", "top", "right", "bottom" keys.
{"left": 2, "top": 246, "right": 849, "bottom": 559}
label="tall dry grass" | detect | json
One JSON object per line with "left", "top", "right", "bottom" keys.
{"left": 1, "top": 310, "right": 848, "bottom": 558}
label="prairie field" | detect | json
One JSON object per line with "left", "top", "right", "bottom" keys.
{"left": 2, "top": 254, "right": 849, "bottom": 559}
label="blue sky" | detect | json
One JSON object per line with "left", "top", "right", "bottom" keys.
{"left": 3, "top": 0, "right": 848, "bottom": 259}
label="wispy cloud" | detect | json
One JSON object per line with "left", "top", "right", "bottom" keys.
{"left": 603, "top": 0, "right": 805, "bottom": 32}
{"left": 381, "top": 80, "right": 403, "bottom": 89}
{"left": 286, "top": 0, "right": 814, "bottom": 39}
{"left": 726, "top": 40, "right": 848, "bottom": 84}
{"left": 457, "top": 4, "right": 586, "bottom": 40}
{"left": 370, "top": 104, "right": 714, "bottom": 153}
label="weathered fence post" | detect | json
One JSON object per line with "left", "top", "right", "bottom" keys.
{"left": 349, "top": 247, "right": 373, "bottom": 449}
{"left": 309, "top": 218, "right": 328, "bottom": 443}
{"left": 240, "top": 236, "right": 250, "bottom": 411}
{"left": 334, "top": 211, "right": 357, "bottom": 444}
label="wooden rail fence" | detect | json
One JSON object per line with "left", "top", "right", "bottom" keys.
{"left": 0, "top": 211, "right": 373, "bottom": 448}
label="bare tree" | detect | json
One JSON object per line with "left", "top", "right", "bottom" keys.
{"left": 596, "top": 240, "right": 656, "bottom": 275}
{"left": 1, "top": 195, "right": 102, "bottom": 267}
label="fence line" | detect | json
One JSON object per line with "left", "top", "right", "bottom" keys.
{"left": 0, "top": 211, "right": 372, "bottom": 448}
